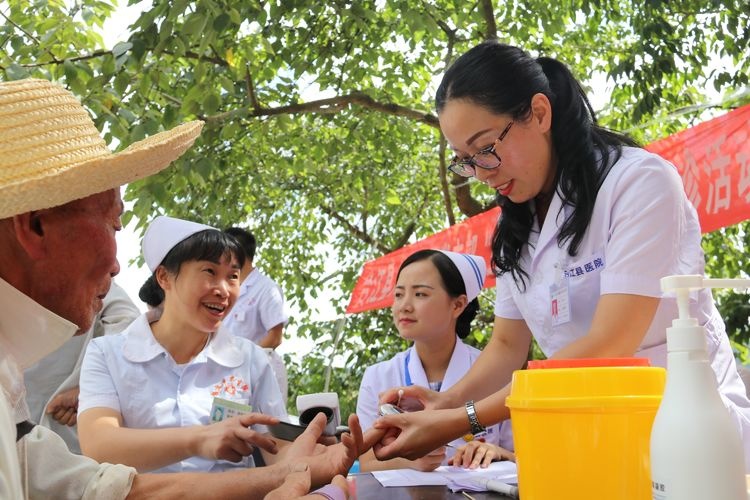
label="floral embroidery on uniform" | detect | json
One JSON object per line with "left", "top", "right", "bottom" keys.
{"left": 211, "top": 374, "right": 250, "bottom": 398}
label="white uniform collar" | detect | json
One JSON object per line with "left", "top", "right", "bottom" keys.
{"left": 406, "top": 337, "right": 471, "bottom": 391}
{"left": 239, "top": 267, "right": 260, "bottom": 294}
{"left": 123, "top": 311, "right": 243, "bottom": 368}
{"left": 0, "top": 277, "right": 79, "bottom": 370}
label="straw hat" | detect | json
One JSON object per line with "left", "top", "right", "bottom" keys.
{"left": 0, "top": 78, "right": 204, "bottom": 219}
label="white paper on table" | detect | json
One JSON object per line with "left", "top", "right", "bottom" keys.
{"left": 371, "top": 460, "right": 517, "bottom": 488}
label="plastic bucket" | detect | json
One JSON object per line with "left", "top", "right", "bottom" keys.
{"left": 506, "top": 358, "right": 665, "bottom": 500}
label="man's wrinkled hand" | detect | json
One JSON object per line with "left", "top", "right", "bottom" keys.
{"left": 46, "top": 387, "right": 80, "bottom": 426}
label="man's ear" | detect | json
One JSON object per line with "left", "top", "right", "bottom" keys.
{"left": 11, "top": 211, "right": 48, "bottom": 259}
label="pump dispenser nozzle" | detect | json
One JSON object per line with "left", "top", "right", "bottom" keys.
{"left": 661, "top": 274, "right": 750, "bottom": 313}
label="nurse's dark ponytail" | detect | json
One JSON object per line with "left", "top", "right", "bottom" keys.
{"left": 138, "top": 275, "right": 164, "bottom": 309}
{"left": 397, "top": 249, "right": 479, "bottom": 339}
{"left": 455, "top": 298, "right": 479, "bottom": 339}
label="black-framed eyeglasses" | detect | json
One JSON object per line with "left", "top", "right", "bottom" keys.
{"left": 448, "top": 121, "right": 514, "bottom": 178}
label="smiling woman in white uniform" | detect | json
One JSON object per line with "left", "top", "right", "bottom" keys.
{"left": 356, "top": 249, "right": 514, "bottom": 472}
{"left": 78, "top": 216, "right": 287, "bottom": 473}
{"left": 372, "top": 41, "right": 750, "bottom": 468}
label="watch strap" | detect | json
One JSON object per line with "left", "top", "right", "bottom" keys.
{"left": 465, "top": 400, "right": 486, "bottom": 435}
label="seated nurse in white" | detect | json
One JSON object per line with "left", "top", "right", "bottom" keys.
{"left": 356, "top": 249, "right": 514, "bottom": 472}
{"left": 78, "top": 216, "right": 288, "bottom": 473}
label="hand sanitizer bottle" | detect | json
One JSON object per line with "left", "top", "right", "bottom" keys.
{"left": 650, "top": 275, "right": 746, "bottom": 500}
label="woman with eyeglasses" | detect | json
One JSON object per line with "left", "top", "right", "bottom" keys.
{"left": 371, "top": 41, "right": 750, "bottom": 468}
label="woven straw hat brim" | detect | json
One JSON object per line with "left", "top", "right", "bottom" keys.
{"left": 0, "top": 120, "right": 203, "bottom": 219}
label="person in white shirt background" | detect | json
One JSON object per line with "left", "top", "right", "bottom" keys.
{"left": 78, "top": 216, "right": 289, "bottom": 473}
{"left": 356, "top": 249, "right": 514, "bottom": 472}
{"left": 372, "top": 41, "right": 750, "bottom": 468}
{"left": 24, "top": 282, "right": 139, "bottom": 454}
{"left": 223, "top": 227, "right": 290, "bottom": 405}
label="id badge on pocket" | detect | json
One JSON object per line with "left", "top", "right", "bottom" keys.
{"left": 210, "top": 397, "right": 253, "bottom": 422}
{"left": 550, "top": 280, "right": 571, "bottom": 326}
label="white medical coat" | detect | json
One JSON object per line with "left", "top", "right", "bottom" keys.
{"left": 79, "top": 311, "right": 287, "bottom": 473}
{"left": 494, "top": 146, "right": 750, "bottom": 468}
{"left": 222, "top": 268, "right": 290, "bottom": 401}
{"left": 222, "top": 268, "right": 289, "bottom": 345}
{"left": 357, "top": 337, "right": 513, "bottom": 462}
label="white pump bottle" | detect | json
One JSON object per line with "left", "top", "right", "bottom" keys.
{"left": 650, "top": 275, "right": 746, "bottom": 500}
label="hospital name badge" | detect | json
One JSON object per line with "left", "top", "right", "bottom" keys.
{"left": 210, "top": 397, "right": 253, "bottom": 422}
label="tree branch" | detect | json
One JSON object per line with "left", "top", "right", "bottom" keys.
{"left": 453, "top": 175, "right": 485, "bottom": 216}
{"left": 245, "top": 63, "right": 260, "bottom": 112}
{"left": 18, "top": 46, "right": 229, "bottom": 69}
{"left": 0, "top": 8, "right": 40, "bottom": 44}
{"left": 157, "top": 90, "right": 183, "bottom": 106}
{"left": 1, "top": 7, "right": 105, "bottom": 69}
{"left": 392, "top": 190, "right": 431, "bottom": 250}
{"left": 479, "top": 0, "right": 497, "bottom": 40}
{"left": 163, "top": 49, "right": 229, "bottom": 67}
{"left": 319, "top": 205, "right": 390, "bottom": 254}
{"left": 19, "top": 49, "right": 113, "bottom": 67}
{"left": 438, "top": 135, "right": 456, "bottom": 226}
{"left": 204, "top": 91, "right": 439, "bottom": 128}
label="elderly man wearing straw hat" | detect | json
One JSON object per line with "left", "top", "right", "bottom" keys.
{"left": 0, "top": 78, "right": 371, "bottom": 500}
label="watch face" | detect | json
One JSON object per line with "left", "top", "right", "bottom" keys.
{"left": 466, "top": 401, "right": 485, "bottom": 433}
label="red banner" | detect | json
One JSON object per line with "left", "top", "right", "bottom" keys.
{"left": 345, "top": 207, "right": 500, "bottom": 314}
{"left": 646, "top": 103, "right": 750, "bottom": 233}
{"left": 347, "top": 104, "right": 750, "bottom": 313}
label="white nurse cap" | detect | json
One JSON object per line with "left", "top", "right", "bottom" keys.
{"left": 142, "top": 215, "right": 216, "bottom": 272}
{"left": 436, "top": 250, "right": 487, "bottom": 301}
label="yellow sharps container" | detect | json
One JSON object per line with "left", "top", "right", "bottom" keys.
{"left": 505, "top": 358, "right": 665, "bottom": 500}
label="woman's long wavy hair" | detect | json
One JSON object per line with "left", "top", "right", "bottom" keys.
{"left": 436, "top": 41, "right": 637, "bottom": 290}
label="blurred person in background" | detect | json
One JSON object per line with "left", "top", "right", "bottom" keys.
{"left": 24, "top": 282, "right": 139, "bottom": 453}
{"left": 223, "top": 227, "right": 290, "bottom": 404}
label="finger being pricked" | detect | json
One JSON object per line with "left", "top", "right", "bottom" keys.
{"left": 378, "top": 386, "right": 425, "bottom": 411}
{"left": 334, "top": 414, "right": 364, "bottom": 464}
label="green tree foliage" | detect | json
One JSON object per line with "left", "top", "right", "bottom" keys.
{"left": 2, "top": 0, "right": 749, "bottom": 412}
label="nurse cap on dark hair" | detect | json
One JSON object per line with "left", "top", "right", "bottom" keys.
{"left": 142, "top": 216, "right": 215, "bottom": 272}
{"left": 435, "top": 250, "right": 486, "bottom": 300}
